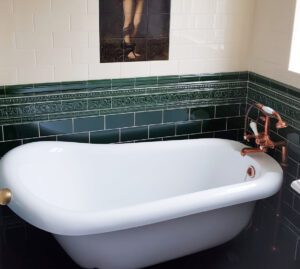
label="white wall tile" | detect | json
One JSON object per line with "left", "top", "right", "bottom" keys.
{"left": 54, "top": 64, "right": 89, "bottom": 81}
{"left": 16, "top": 32, "right": 53, "bottom": 49}
{"left": 0, "top": 67, "right": 18, "bottom": 85}
{"left": 89, "top": 63, "right": 121, "bottom": 79}
{"left": 13, "top": 0, "right": 51, "bottom": 15}
{"left": 0, "top": 0, "right": 13, "bottom": 15}
{"left": 88, "top": 0, "right": 99, "bottom": 14}
{"left": 71, "top": 14, "right": 98, "bottom": 31}
{"left": 71, "top": 48, "right": 99, "bottom": 64}
{"left": 88, "top": 32, "right": 100, "bottom": 48}
{"left": 34, "top": 13, "right": 70, "bottom": 32}
{"left": 150, "top": 61, "right": 179, "bottom": 76}
{"left": 18, "top": 65, "right": 54, "bottom": 84}
{"left": 0, "top": 49, "right": 36, "bottom": 67}
{"left": 53, "top": 32, "right": 89, "bottom": 48}
{"left": 0, "top": 0, "right": 257, "bottom": 85}
{"left": 51, "top": 0, "right": 88, "bottom": 14}
{"left": 120, "top": 62, "right": 151, "bottom": 78}
{"left": 36, "top": 49, "right": 72, "bottom": 64}
{"left": 249, "top": 0, "right": 300, "bottom": 89}
{"left": 0, "top": 32, "right": 16, "bottom": 49}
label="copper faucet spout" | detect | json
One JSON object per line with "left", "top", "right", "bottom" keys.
{"left": 241, "top": 147, "right": 266, "bottom": 156}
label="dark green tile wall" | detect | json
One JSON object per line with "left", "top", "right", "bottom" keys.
{"left": 247, "top": 73, "right": 300, "bottom": 266}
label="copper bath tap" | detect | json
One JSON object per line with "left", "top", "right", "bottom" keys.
{"left": 241, "top": 103, "right": 288, "bottom": 167}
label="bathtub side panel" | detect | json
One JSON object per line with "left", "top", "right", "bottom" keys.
{"left": 54, "top": 202, "right": 255, "bottom": 269}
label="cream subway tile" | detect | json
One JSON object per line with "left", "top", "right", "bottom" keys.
{"left": 13, "top": 0, "right": 51, "bottom": 15}
{"left": 71, "top": 14, "right": 98, "bottom": 31}
{"left": 149, "top": 61, "right": 179, "bottom": 76}
{"left": 120, "top": 62, "right": 151, "bottom": 78}
{"left": 178, "top": 60, "right": 204, "bottom": 74}
{"left": 203, "top": 58, "right": 241, "bottom": 73}
{"left": 71, "top": 48, "right": 99, "bottom": 64}
{"left": 88, "top": 0, "right": 98, "bottom": 14}
{"left": 34, "top": 13, "right": 70, "bottom": 32}
{"left": 0, "top": 31, "right": 16, "bottom": 49}
{"left": 54, "top": 64, "right": 89, "bottom": 81}
{"left": 53, "top": 32, "right": 89, "bottom": 48}
{"left": 0, "top": 49, "right": 36, "bottom": 67}
{"left": 88, "top": 63, "right": 121, "bottom": 79}
{"left": 18, "top": 65, "right": 54, "bottom": 84}
{"left": 170, "top": 0, "right": 182, "bottom": 14}
{"left": 36, "top": 48, "right": 72, "bottom": 65}
{"left": 0, "top": 0, "right": 13, "bottom": 15}
{"left": 0, "top": 67, "right": 18, "bottom": 85}
{"left": 0, "top": 13, "right": 14, "bottom": 33}
{"left": 15, "top": 32, "right": 53, "bottom": 49}
{"left": 191, "top": 0, "right": 217, "bottom": 14}
{"left": 88, "top": 32, "right": 100, "bottom": 48}
{"left": 14, "top": 13, "right": 35, "bottom": 32}
{"left": 51, "top": 0, "right": 88, "bottom": 14}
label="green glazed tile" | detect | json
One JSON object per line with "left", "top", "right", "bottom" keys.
{"left": 61, "top": 81, "right": 88, "bottom": 92}
{"left": 149, "top": 123, "right": 175, "bottom": 138}
{"left": 135, "top": 111, "right": 162, "bottom": 126}
{"left": 86, "top": 79, "right": 112, "bottom": 91}
{"left": 57, "top": 133, "right": 89, "bottom": 143}
{"left": 176, "top": 121, "right": 202, "bottom": 135}
{"left": 5, "top": 84, "right": 34, "bottom": 96}
{"left": 35, "top": 102, "right": 62, "bottom": 115}
{"left": 90, "top": 129, "right": 119, "bottom": 144}
{"left": 158, "top": 75, "right": 179, "bottom": 85}
{"left": 40, "top": 119, "right": 72, "bottom": 136}
{"left": 62, "top": 100, "right": 88, "bottom": 112}
{"left": 0, "top": 86, "right": 5, "bottom": 97}
{"left": 74, "top": 116, "right": 104, "bottom": 132}
{"left": 88, "top": 98, "right": 112, "bottom": 110}
{"left": 23, "top": 136, "right": 56, "bottom": 144}
{"left": 33, "top": 82, "right": 61, "bottom": 94}
{"left": 105, "top": 113, "right": 134, "bottom": 129}
{"left": 120, "top": 126, "right": 148, "bottom": 142}
{"left": 112, "top": 78, "right": 135, "bottom": 89}
{"left": 199, "top": 74, "right": 220, "bottom": 82}
{"left": 179, "top": 75, "right": 199, "bottom": 83}
{"left": 215, "top": 104, "right": 240, "bottom": 118}
{"left": 218, "top": 72, "right": 240, "bottom": 81}
{"left": 163, "top": 108, "right": 189, "bottom": 123}
{"left": 135, "top": 77, "right": 158, "bottom": 88}
{"left": 190, "top": 106, "right": 215, "bottom": 120}
{"left": 4, "top": 123, "right": 39, "bottom": 141}
{"left": 202, "top": 118, "right": 226, "bottom": 132}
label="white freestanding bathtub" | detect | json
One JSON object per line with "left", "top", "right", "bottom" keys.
{"left": 0, "top": 139, "right": 283, "bottom": 269}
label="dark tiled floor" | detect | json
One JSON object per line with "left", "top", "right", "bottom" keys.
{"left": 0, "top": 226, "right": 247, "bottom": 269}
{"left": 1, "top": 202, "right": 300, "bottom": 269}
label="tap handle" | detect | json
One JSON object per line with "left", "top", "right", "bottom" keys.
{"left": 250, "top": 121, "right": 259, "bottom": 136}
{"left": 261, "top": 106, "right": 274, "bottom": 115}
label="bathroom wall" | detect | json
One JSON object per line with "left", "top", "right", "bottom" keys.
{"left": 0, "top": 0, "right": 255, "bottom": 85}
{"left": 249, "top": 0, "right": 300, "bottom": 89}
{"left": 246, "top": 73, "right": 300, "bottom": 268}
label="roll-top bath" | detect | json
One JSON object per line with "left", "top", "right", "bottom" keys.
{"left": 0, "top": 139, "right": 283, "bottom": 269}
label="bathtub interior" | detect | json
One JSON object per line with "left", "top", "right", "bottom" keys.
{"left": 1, "top": 139, "right": 262, "bottom": 212}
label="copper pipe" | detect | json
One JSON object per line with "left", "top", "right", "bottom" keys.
{"left": 281, "top": 145, "right": 287, "bottom": 167}
{"left": 241, "top": 103, "right": 288, "bottom": 167}
{"left": 241, "top": 147, "right": 266, "bottom": 156}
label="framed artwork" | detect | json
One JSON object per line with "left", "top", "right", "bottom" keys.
{"left": 99, "top": 0, "right": 171, "bottom": 63}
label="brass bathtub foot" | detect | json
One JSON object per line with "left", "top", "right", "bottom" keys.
{"left": 0, "top": 188, "right": 12, "bottom": 205}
